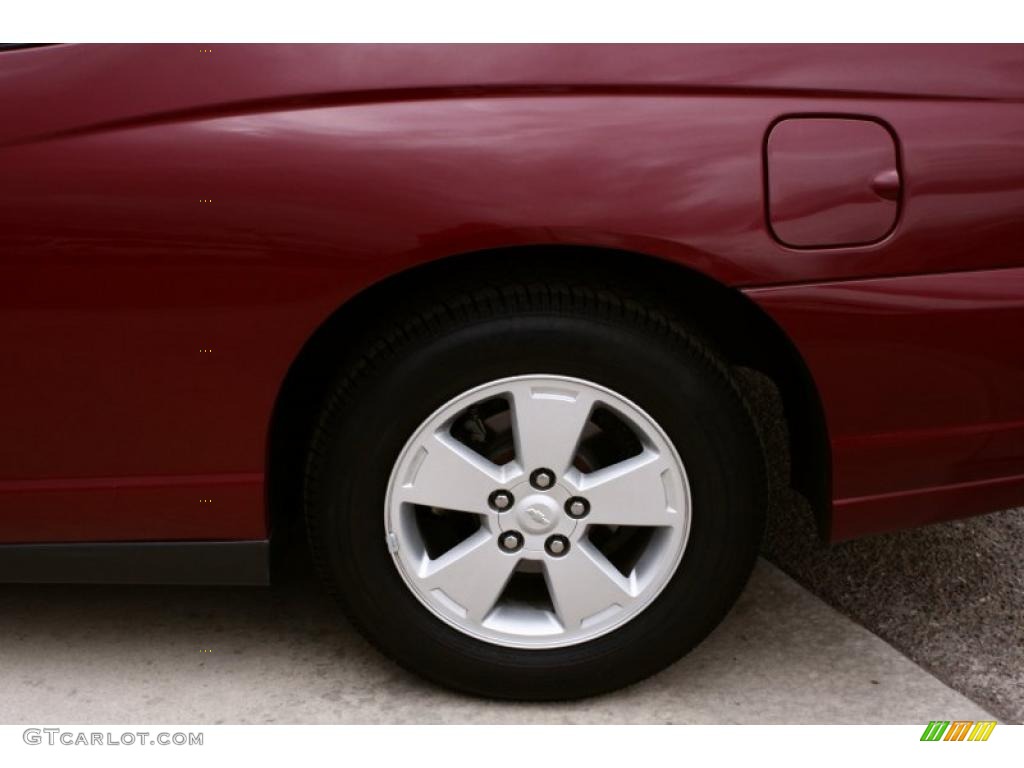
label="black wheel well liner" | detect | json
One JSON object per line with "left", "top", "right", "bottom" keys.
{"left": 266, "top": 246, "right": 831, "bottom": 543}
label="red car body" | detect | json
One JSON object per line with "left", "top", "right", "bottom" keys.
{"left": 1, "top": 44, "right": 1023, "bottom": 578}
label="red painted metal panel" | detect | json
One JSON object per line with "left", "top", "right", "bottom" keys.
{"left": 766, "top": 117, "right": 900, "bottom": 248}
{"left": 0, "top": 475, "right": 264, "bottom": 543}
{"left": 747, "top": 267, "right": 1024, "bottom": 538}
{"left": 0, "top": 45, "right": 1022, "bottom": 543}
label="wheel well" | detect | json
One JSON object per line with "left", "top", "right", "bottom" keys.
{"left": 266, "top": 246, "right": 831, "bottom": 543}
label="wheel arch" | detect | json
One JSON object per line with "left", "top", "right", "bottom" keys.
{"left": 266, "top": 246, "right": 832, "bottom": 544}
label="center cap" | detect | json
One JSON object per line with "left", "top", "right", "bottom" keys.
{"left": 515, "top": 494, "right": 560, "bottom": 534}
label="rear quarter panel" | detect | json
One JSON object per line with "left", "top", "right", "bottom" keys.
{"left": 1, "top": 44, "right": 1022, "bottom": 542}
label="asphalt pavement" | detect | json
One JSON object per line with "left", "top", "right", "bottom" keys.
{"left": 743, "top": 366, "right": 1023, "bottom": 724}
{"left": 764, "top": 494, "right": 1023, "bottom": 724}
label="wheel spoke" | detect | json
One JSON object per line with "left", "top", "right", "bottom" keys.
{"left": 573, "top": 451, "right": 679, "bottom": 527}
{"left": 544, "top": 542, "right": 633, "bottom": 630}
{"left": 393, "top": 433, "right": 503, "bottom": 513}
{"left": 508, "top": 381, "right": 594, "bottom": 477}
{"left": 421, "top": 530, "right": 518, "bottom": 622}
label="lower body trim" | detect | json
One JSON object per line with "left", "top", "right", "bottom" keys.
{"left": 0, "top": 539, "right": 269, "bottom": 585}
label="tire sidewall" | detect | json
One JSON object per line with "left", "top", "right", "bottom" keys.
{"left": 308, "top": 310, "right": 765, "bottom": 698}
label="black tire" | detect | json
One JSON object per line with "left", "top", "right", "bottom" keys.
{"left": 304, "top": 271, "right": 767, "bottom": 700}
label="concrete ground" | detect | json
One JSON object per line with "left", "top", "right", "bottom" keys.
{"left": 0, "top": 553, "right": 992, "bottom": 724}
{"left": 765, "top": 496, "right": 1024, "bottom": 724}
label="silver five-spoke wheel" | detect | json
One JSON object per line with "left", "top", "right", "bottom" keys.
{"left": 386, "top": 375, "right": 691, "bottom": 648}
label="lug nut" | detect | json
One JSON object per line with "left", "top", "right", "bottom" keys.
{"left": 499, "top": 531, "right": 523, "bottom": 553}
{"left": 530, "top": 468, "right": 556, "bottom": 490}
{"left": 565, "top": 497, "right": 590, "bottom": 519}
{"left": 545, "top": 535, "right": 569, "bottom": 557}
{"left": 489, "top": 489, "right": 514, "bottom": 511}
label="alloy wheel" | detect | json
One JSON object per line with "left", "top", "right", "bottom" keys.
{"left": 385, "top": 375, "right": 691, "bottom": 649}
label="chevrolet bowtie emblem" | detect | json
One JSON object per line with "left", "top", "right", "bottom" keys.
{"left": 525, "top": 507, "right": 551, "bottom": 525}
